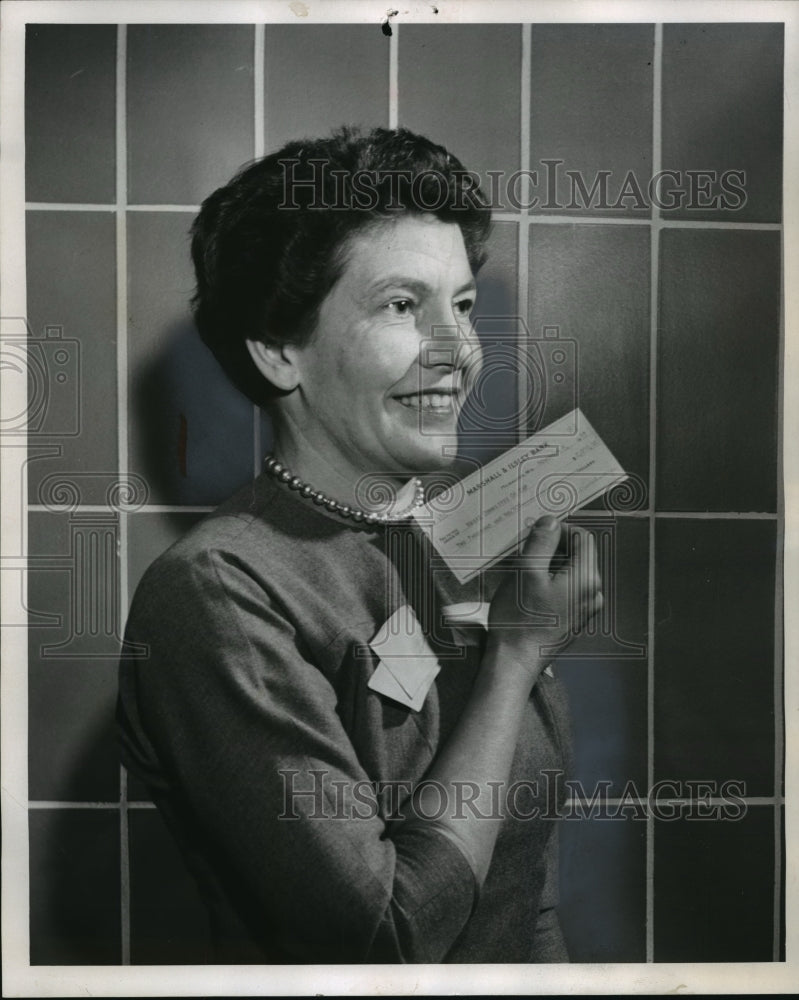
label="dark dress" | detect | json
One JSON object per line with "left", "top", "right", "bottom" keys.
{"left": 117, "top": 473, "right": 573, "bottom": 963}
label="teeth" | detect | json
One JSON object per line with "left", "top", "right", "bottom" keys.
{"left": 397, "top": 393, "right": 454, "bottom": 410}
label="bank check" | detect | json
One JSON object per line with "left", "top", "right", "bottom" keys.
{"left": 412, "top": 408, "right": 627, "bottom": 584}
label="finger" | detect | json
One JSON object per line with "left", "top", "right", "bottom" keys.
{"left": 559, "top": 527, "right": 602, "bottom": 600}
{"left": 520, "top": 514, "right": 562, "bottom": 575}
{"left": 582, "top": 588, "right": 605, "bottom": 626}
{"left": 579, "top": 530, "right": 601, "bottom": 596}
{"left": 549, "top": 522, "right": 571, "bottom": 574}
{"left": 577, "top": 528, "right": 597, "bottom": 580}
{"left": 551, "top": 524, "right": 592, "bottom": 575}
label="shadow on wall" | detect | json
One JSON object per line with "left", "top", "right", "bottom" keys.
{"left": 457, "top": 270, "right": 521, "bottom": 468}
{"left": 130, "top": 318, "right": 260, "bottom": 516}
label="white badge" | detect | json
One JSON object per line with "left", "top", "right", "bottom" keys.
{"left": 367, "top": 605, "right": 440, "bottom": 711}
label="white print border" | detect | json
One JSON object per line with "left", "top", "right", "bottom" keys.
{"left": 1, "top": 1, "right": 797, "bottom": 998}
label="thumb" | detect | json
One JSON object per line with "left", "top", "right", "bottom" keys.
{"left": 520, "top": 515, "right": 562, "bottom": 574}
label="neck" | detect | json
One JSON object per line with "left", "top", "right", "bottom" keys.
{"left": 268, "top": 426, "right": 416, "bottom": 518}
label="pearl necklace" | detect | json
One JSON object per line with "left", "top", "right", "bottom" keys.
{"left": 263, "top": 455, "right": 425, "bottom": 524}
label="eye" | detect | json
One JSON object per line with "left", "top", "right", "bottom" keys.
{"left": 385, "top": 298, "right": 415, "bottom": 316}
{"left": 454, "top": 297, "right": 474, "bottom": 318}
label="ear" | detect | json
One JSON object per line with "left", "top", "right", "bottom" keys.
{"left": 245, "top": 338, "right": 301, "bottom": 392}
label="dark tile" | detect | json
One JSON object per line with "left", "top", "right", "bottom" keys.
{"left": 655, "top": 519, "right": 777, "bottom": 796}
{"left": 555, "top": 516, "right": 649, "bottom": 792}
{"left": 127, "top": 26, "right": 254, "bottom": 204}
{"left": 557, "top": 660, "right": 647, "bottom": 799}
{"left": 29, "top": 661, "right": 120, "bottom": 802}
{"left": 529, "top": 25, "right": 654, "bottom": 218}
{"left": 653, "top": 806, "right": 774, "bottom": 961}
{"left": 527, "top": 224, "right": 650, "bottom": 490}
{"left": 399, "top": 25, "right": 521, "bottom": 186}
{"left": 127, "top": 511, "right": 208, "bottom": 601}
{"left": 27, "top": 510, "right": 126, "bottom": 662}
{"left": 458, "top": 221, "right": 519, "bottom": 463}
{"left": 127, "top": 212, "right": 256, "bottom": 505}
{"left": 559, "top": 814, "right": 646, "bottom": 961}
{"left": 25, "top": 25, "right": 116, "bottom": 204}
{"left": 475, "top": 222, "right": 519, "bottom": 318}
{"left": 264, "top": 25, "right": 388, "bottom": 151}
{"left": 661, "top": 24, "right": 783, "bottom": 223}
{"left": 27, "top": 511, "right": 122, "bottom": 801}
{"left": 129, "top": 809, "right": 211, "bottom": 963}
{"left": 657, "top": 229, "right": 780, "bottom": 512}
{"left": 126, "top": 772, "right": 153, "bottom": 804}
{"left": 25, "top": 211, "right": 117, "bottom": 505}
{"left": 29, "top": 808, "right": 120, "bottom": 964}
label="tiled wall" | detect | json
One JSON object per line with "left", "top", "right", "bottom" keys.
{"left": 25, "top": 21, "right": 783, "bottom": 964}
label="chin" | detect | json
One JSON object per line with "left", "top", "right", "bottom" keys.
{"left": 402, "top": 436, "right": 460, "bottom": 473}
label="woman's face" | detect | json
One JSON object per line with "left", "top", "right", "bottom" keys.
{"left": 283, "top": 214, "right": 482, "bottom": 480}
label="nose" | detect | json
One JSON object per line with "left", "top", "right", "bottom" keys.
{"left": 420, "top": 304, "right": 482, "bottom": 379}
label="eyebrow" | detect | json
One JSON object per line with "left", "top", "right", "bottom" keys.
{"left": 366, "top": 276, "right": 477, "bottom": 298}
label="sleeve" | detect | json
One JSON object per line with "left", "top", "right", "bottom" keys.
{"left": 118, "top": 545, "right": 478, "bottom": 963}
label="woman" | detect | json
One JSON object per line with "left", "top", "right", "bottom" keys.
{"left": 117, "top": 126, "right": 602, "bottom": 964}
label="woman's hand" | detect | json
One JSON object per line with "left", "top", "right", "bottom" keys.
{"left": 486, "top": 514, "right": 604, "bottom": 684}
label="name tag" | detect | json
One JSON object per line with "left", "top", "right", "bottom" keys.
{"left": 412, "top": 408, "right": 626, "bottom": 584}
{"left": 367, "top": 606, "right": 440, "bottom": 711}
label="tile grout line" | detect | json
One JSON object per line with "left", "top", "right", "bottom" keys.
{"left": 254, "top": 23, "right": 265, "bottom": 158}
{"left": 119, "top": 764, "right": 131, "bottom": 959}
{"left": 126, "top": 204, "right": 200, "bottom": 212}
{"left": 646, "top": 511, "right": 779, "bottom": 520}
{"left": 646, "top": 21, "right": 663, "bottom": 966}
{"left": 659, "top": 219, "right": 782, "bottom": 231}
{"left": 253, "top": 23, "right": 265, "bottom": 480}
{"left": 26, "top": 203, "right": 199, "bottom": 212}
{"left": 26, "top": 202, "right": 117, "bottom": 211}
{"left": 772, "top": 211, "right": 786, "bottom": 961}
{"left": 115, "top": 23, "right": 131, "bottom": 968}
{"left": 27, "top": 504, "right": 216, "bottom": 514}
{"left": 564, "top": 796, "right": 783, "bottom": 808}
{"left": 495, "top": 213, "right": 782, "bottom": 230}
{"left": 509, "top": 214, "right": 650, "bottom": 226}
{"left": 517, "top": 23, "right": 532, "bottom": 443}
{"left": 388, "top": 24, "right": 398, "bottom": 129}
{"left": 25, "top": 201, "right": 783, "bottom": 232}
{"left": 29, "top": 800, "right": 158, "bottom": 809}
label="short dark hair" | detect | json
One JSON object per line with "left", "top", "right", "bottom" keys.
{"left": 190, "top": 126, "right": 492, "bottom": 406}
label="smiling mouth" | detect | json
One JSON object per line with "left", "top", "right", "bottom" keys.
{"left": 394, "top": 391, "right": 458, "bottom": 412}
